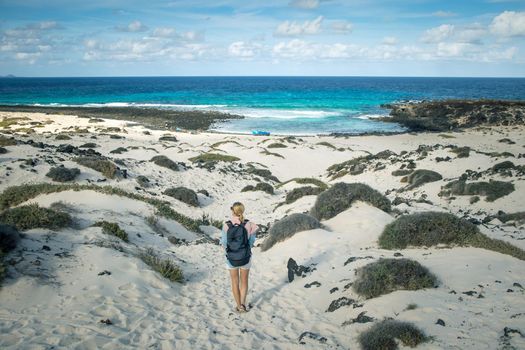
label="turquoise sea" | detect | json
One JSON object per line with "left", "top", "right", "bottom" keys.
{"left": 1, "top": 76, "right": 524, "bottom": 135}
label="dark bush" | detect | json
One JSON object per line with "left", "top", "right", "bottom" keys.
{"left": 0, "top": 147, "right": 8, "bottom": 154}
{"left": 189, "top": 153, "right": 240, "bottom": 163}
{"left": 79, "top": 142, "right": 97, "bottom": 148}
{"left": 159, "top": 135, "right": 178, "bottom": 142}
{"left": 358, "top": 319, "right": 428, "bottom": 350}
{"left": 93, "top": 221, "right": 128, "bottom": 242}
{"left": 136, "top": 175, "right": 150, "bottom": 187}
{"left": 404, "top": 169, "right": 442, "bottom": 190}
{"left": 310, "top": 182, "right": 391, "bottom": 220}
{"left": 0, "top": 203, "right": 71, "bottom": 230}
{"left": 45, "top": 167, "right": 80, "bottom": 182}
{"left": 285, "top": 186, "right": 324, "bottom": 204}
{"left": 277, "top": 177, "right": 328, "bottom": 190}
{"left": 247, "top": 168, "right": 280, "bottom": 182}
{"left": 150, "top": 155, "right": 179, "bottom": 171}
{"left": 241, "top": 185, "right": 255, "bottom": 192}
{"left": 0, "top": 224, "right": 20, "bottom": 253}
{"left": 497, "top": 211, "right": 525, "bottom": 223}
{"left": 164, "top": 187, "right": 199, "bottom": 207}
{"left": 55, "top": 134, "right": 72, "bottom": 140}
{"left": 139, "top": 247, "right": 183, "bottom": 282}
{"left": 241, "top": 183, "right": 274, "bottom": 194}
{"left": 491, "top": 161, "right": 515, "bottom": 172}
{"left": 353, "top": 258, "right": 437, "bottom": 299}
{"left": 261, "top": 213, "right": 320, "bottom": 251}
{"left": 267, "top": 142, "right": 287, "bottom": 148}
{"left": 74, "top": 156, "right": 118, "bottom": 179}
{"left": 110, "top": 147, "right": 128, "bottom": 154}
{"left": 0, "top": 136, "right": 16, "bottom": 146}
{"left": 450, "top": 146, "right": 470, "bottom": 158}
{"left": 440, "top": 179, "right": 514, "bottom": 202}
{"left": 391, "top": 169, "right": 412, "bottom": 176}
{"left": 379, "top": 211, "right": 525, "bottom": 260}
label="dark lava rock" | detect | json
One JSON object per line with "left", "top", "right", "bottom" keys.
{"left": 304, "top": 281, "right": 321, "bottom": 288}
{"left": 287, "top": 258, "right": 313, "bottom": 282}
{"left": 436, "top": 319, "right": 446, "bottom": 326}
{"left": 98, "top": 270, "right": 112, "bottom": 276}
{"left": 42, "top": 245, "right": 51, "bottom": 251}
{"left": 329, "top": 287, "right": 339, "bottom": 294}
{"left": 298, "top": 331, "right": 327, "bottom": 345}
{"left": 326, "top": 297, "right": 362, "bottom": 312}
{"left": 100, "top": 319, "right": 113, "bottom": 325}
{"left": 342, "top": 311, "right": 374, "bottom": 326}
{"left": 343, "top": 256, "right": 373, "bottom": 266}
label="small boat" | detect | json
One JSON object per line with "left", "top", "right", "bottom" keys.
{"left": 252, "top": 130, "right": 271, "bottom": 136}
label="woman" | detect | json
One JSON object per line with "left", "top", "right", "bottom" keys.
{"left": 220, "top": 202, "right": 258, "bottom": 313}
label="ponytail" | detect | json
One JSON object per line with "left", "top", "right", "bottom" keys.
{"left": 231, "top": 202, "right": 245, "bottom": 222}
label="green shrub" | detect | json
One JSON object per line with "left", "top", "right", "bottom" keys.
{"left": 497, "top": 211, "right": 525, "bottom": 223}
{"left": 277, "top": 177, "right": 328, "bottom": 190}
{"left": 310, "top": 182, "right": 391, "bottom": 220}
{"left": 74, "top": 156, "right": 118, "bottom": 179}
{"left": 380, "top": 212, "right": 478, "bottom": 249}
{"left": 79, "top": 142, "right": 97, "bottom": 148}
{"left": 0, "top": 203, "right": 71, "bottom": 230}
{"left": 327, "top": 156, "right": 372, "bottom": 179}
{"left": 353, "top": 258, "right": 437, "bottom": 299}
{"left": 0, "top": 183, "right": 203, "bottom": 232}
{"left": 450, "top": 146, "right": 470, "bottom": 158}
{"left": 358, "top": 319, "right": 428, "bottom": 350}
{"left": 316, "top": 141, "right": 336, "bottom": 149}
{"left": 150, "top": 155, "right": 179, "bottom": 171}
{"left": 45, "top": 167, "right": 80, "bottom": 182}
{"left": 285, "top": 186, "right": 324, "bottom": 204}
{"left": 440, "top": 179, "right": 515, "bottom": 202}
{"left": 211, "top": 140, "right": 241, "bottom": 148}
{"left": 404, "top": 169, "right": 442, "bottom": 190}
{"left": 0, "top": 136, "right": 16, "bottom": 146}
{"left": 139, "top": 247, "right": 183, "bottom": 282}
{"left": 261, "top": 213, "right": 320, "bottom": 251}
{"left": 93, "top": 221, "right": 128, "bottom": 242}
{"left": 189, "top": 153, "right": 240, "bottom": 163}
{"left": 267, "top": 142, "right": 287, "bottom": 148}
{"left": 247, "top": 168, "right": 280, "bottom": 182}
{"left": 391, "top": 169, "right": 412, "bottom": 176}
{"left": 55, "top": 134, "right": 72, "bottom": 140}
{"left": 260, "top": 149, "right": 285, "bottom": 159}
{"left": 164, "top": 187, "right": 199, "bottom": 207}
{"left": 136, "top": 175, "right": 150, "bottom": 187}
{"left": 379, "top": 211, "right": 525, "bottom": 260}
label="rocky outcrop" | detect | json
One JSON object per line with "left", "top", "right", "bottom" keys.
{"left": 381, "top": 100, "right": 525, "bottom": 131}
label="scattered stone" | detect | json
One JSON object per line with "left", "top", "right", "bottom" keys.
{"left": 98, "top": 270, "right": 111, "bottom": 276}
{"left": 287, "top": 258, "right": 313, "bottom": 282}
{"left": 329, "top": 287, "right": 339, "bottom": 294}
{"left": 436, "top": 319, "right": 446, "bottom": 326}
{"left": 326, "top": 297, "right": 362, "bottom": 312}
{"left": 393, "top": 252, "right": 403, "bottom": 257}
{"left": 298, "top": 331, "right": 327, "bottom": 345}
{"left": 42, "top": 245, "right": 51, "bottom": 251}
{"left": 100, "top": 319, "right": 113, "bottom": 325}
{"left": 343, "top": 256, "right": 373, "bottom": 266}
{"left": 304, "top": 281, "right": 321, "bottom": 288}
{"left": 342, "top": 311, "right": 374, "bottom": 326}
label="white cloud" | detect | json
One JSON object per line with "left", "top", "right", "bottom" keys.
{"left": 421, "top": 24, "right": 454, "bottom": 43}
{"left": 274, "top": 16, "right": 323, "bottom": 36}
{"left": 382, "top": 36, "right": 398, "bottom": 45}
{"left": 490, "top": 11, "right": 525, "bottom": 37}
{"left": 152, "top": 27, "right": 177, "bottom": 38}
{"left": 332, "top": 20, "right": 353, "bottom": 33}
{"left": 456, "top": 23, "right": 486, "bottom": 44}
{"left": 432, "top": 11, "right": 457, "bottom": 18}
{"left": 228, "top": 41, "right": 262, "bottom": 59}
{"left": 115, "top": 20, "right": 148, "bottom": 33}
{"left": 289, "top": 0, "right": 319, "bottom": 9}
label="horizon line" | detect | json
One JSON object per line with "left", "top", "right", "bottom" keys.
{"left": 2, "top": 74, "right": 525, "bottom": 79}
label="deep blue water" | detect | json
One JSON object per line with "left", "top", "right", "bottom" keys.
{"left": 1, "top": 76, "right": 524, "bottom": 135}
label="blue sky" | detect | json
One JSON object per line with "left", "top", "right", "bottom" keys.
{"left": 0, "top": 0, "right": 524, "bottom": 77}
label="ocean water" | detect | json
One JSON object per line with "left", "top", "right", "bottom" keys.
{"left": 1, "top": 76, "right": 524, "bottom": 135}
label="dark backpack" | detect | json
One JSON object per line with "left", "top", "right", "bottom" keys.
{"left": 225, "top": 220, "right": 251, "bottom": 267}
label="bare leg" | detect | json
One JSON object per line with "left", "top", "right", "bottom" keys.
{"left": 240, "top": 268, "right": 250, "bottom": 307}
{"left": 229, "top": 269, "right": 241, "bottom": 309}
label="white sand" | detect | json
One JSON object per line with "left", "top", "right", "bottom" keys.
{"left": 0, "top": 111, "right": 524, "bottom": 349}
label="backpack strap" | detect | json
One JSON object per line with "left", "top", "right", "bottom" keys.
{"left": 240, "top": 219, "right": 249, "bottom": 226}
{"left": 225, "top": 220, "right": 233, "bottom": 229}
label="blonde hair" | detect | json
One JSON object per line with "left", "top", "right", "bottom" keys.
{"left": 231, "top": 202, "right": 245, "bottom": 222}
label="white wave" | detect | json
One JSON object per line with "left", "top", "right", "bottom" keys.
{"left": 355, "top": 114, "right": 389, "bottom": 120}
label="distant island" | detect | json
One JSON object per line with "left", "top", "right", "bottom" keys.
{"left": 0, "top": 74, "right": 16, "bottom": 78}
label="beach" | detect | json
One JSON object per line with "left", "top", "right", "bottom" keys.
{"left": 0, "top": 108, "right": 524, "bottom": 349}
